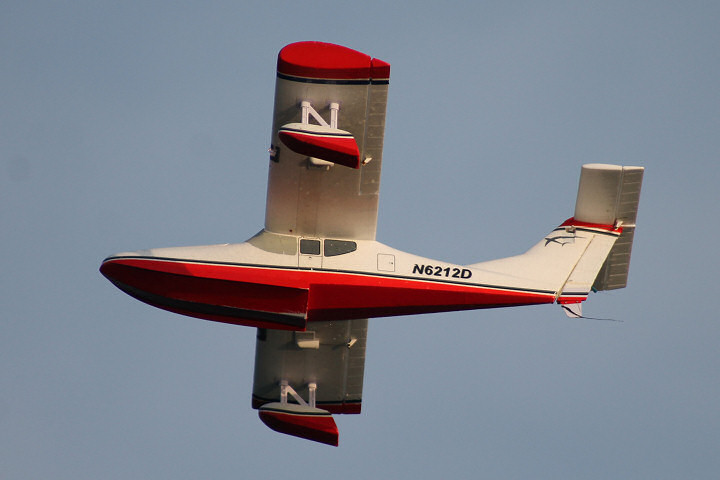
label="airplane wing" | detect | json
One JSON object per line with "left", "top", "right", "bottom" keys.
{"left": 264, "top": 41, "right": 390, "bottom": 241}
{"left": 252, "top": 319, "right": 368, "bottom": 446}
{"left": 252, "top": 42, "right": 389, "bottom": 445}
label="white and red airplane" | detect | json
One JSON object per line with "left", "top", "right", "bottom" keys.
{"left": 100, "top": 42, "right": 644, "bottom": 446}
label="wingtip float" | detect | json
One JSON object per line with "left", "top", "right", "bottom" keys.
{"left": 100, "top": 42, "right": 644, "bottom": 446}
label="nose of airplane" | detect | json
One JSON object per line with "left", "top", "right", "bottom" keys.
{"left": 99, "top": 257, "right": 113, "bottom": 282}
{"left": 99, "top": 247, "right": 309, "bottom": 330}
{"left": 99, "top": 253, "right": 138, "bottom": 286}
{"left": 99, "top": 252, "right": 160, "bottom": 299}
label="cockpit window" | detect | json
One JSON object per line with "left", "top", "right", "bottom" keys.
{"left": 300, "top": 239, "right": 321, "bottom": 255}
{"left": 324, "top": 239, "right": 357, "bottom": 257}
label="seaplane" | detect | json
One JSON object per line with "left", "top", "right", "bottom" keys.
{"left": 100, "top": 41, "right": 644, "bottom": 446}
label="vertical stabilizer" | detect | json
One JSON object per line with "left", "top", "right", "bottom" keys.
{"left": 573, "top": 164, "right": 644, "bottom": 291}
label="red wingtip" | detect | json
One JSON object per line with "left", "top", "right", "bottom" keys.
{"left": 278, "top": 41, "right": 389, "bottom": 82}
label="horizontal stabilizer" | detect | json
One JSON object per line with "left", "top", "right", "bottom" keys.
{"left": 279, "top": 123, "right": 361, "bottom": 169}
{"left": 258, "top": 403, "right": 339, "bottom": 446}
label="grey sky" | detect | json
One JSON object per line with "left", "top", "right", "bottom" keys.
{"left": 2, "top": 1, "right": 719, "bottom": 478}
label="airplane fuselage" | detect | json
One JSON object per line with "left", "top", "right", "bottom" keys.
{"left": 100, "top": 230, "right": 560, "bottom": 331}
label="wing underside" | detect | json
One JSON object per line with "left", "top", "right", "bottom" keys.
{"left": 252, "top": 319, "right": 369, "bottom": 414}
{"left": 264, "top": 42, "right": 390, "bottom": 240}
